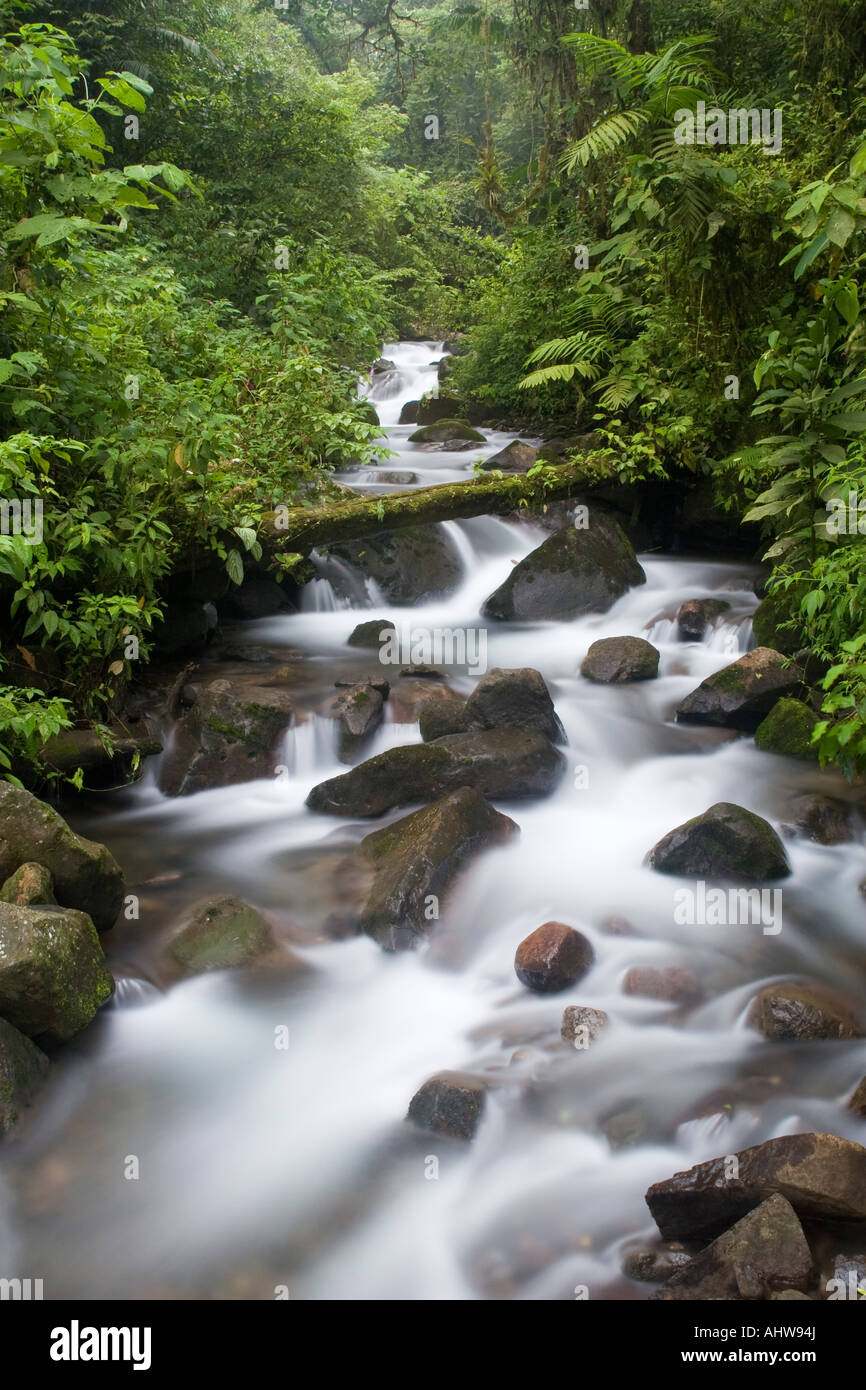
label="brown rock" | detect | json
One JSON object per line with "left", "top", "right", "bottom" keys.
{"left": 787, "top": 793, "right": 853, "bottom": 845}
{"left": 747, "top": 980, "right": 863, "bottom": 1041}
{"left": 514, "top": 921, "right": 594, "bottom": 993}
{"left": 652, "top": 1194, "right": 812, "bottom": 1300}
{"left": 623, "top": 966, "right": 703, "bottom": 1007}
{"left": 407, "top": 1070, "right": 486, "bottom": 1140}
{"left": 0, "top": 862, "right": 55, "bottom": 907}
{"left": 561, "top": 1005, "right": 608, "bottom": 1047}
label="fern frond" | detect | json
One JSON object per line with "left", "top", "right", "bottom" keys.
{"left": 518, "top": 363, "right": 599, "bottom": 390}
{"left": 523, "top": 332, "right": 606, "bottom": 367}
{"left": 560, "top": 109, "right": 649, "bottom": 171}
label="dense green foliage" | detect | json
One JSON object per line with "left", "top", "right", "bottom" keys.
{"left": 1, "top": 0, "right": 865, "bottom": 776}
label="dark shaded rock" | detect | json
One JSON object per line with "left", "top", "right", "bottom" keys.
{"left": 418, "top": 694, "right": 468, "bottom": 742}
{"left": 623, "top": 966, "right": 703, "bottom": 1007}
{"left": 409, "top": 419, "right": 485, "bottom": 443}
{"left": 676, "top": 647, "right": 804, "bottom": 730}
{"left": 371, "top": 358, "right": 396, "bottom": 375}
{"left": 373, "top": 470, "right": 418, "bottom": 485}
{"left": 561, "top": 1005, "right": 608, "bottom": 1047}
{"left": 347, "top": 619, "right": 396, "bottom": 650}
{"left": 514, "top": 921, "right": 594, "bottom": 993}
{"left": 218, "top": 576, "right": 293, "bottom": 621}
{"left": 464, "top": 667, "right": 563, "bottom": 742}
{"left": 847, "top": 1076, "right": 866, "bottom": 1118}
{"left": 646, "top": 1132, "right": 866, "bottom": 1242}
{"left": 481, "top": 440, "right": 538, "bottom": 473}
{"left": 39, "top": 727, "right": 162, "bottom": 783}
{"left": 581, "top": 636, "right": 659, "bottom": 684}
{"left": 786, "top": 793, "right": 852, "bottom": 845}
{"left": 398, "top": 399, "right": 420, "bottom": 424}
{"left": 325, "top": 525, "right": 463, "bottom": 604}
{"left": 407, "top": 1070, "right": 487, "bottom": 1140}
{"left": 334, "top": 674, "right": 390, "bottom": 697}
{"left": 755, "top": 698, "right": 819, "bottom": 759}
{"left": 747, "top": 980, "right": 863, "bottom": 1041}
{"left": 359, "top": 787, "right": 518, "bottom": 950}
{"left": 306, "top": 729, "right": 565, "bottom": 817}
{"left": 167, "top": 896, "right": 276, "bottom": 977}
{"left": 482, "top": 515, "right": 645, "bottom": 622}
{"left": 652, "top": 1195, "right": 812, "bottom": 1300}
{"left": 0, "top": 862, "right": 55, "bottom": 907}
{"left": 152, "top": 600, "right": 211, "bottom": 657}
{"left": 648, "top": 802, "right": 790, "bottom": 882}
{"left": 0, "top": 903, "right": 113, "bottom": 1043}
{"left": 216, "top": 643, "right": 274, "bottom": 663}
{"left": 623, "top": 1245, "right": 692, "bottom": 1284}
{"left": 158, "top": 681, "right": 294, "bottom": 796}
{"left": 603, "top": 1105, "right": 651, "bottom": 1149}
{"left": 399, "top": 665, "right": 444, "bottom": 679}
{"left": 752, "top": 589, "right": 804, "bottom": 656}
{"left": 676, "top": 598, "right": 731, "bottom": 641}
{"left": 0, "top": 1016, "right": 49, "bottom": 1138}
{"left": 331, "top": 682, "right": 385, "bottom": 763}
{"left": 0, "top": 783, "right": 125, "bottom": 932}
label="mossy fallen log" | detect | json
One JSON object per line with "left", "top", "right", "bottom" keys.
{"left": 261, "top": 459, "right": 604, "bottom": 556}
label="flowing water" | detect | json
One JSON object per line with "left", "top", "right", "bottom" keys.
{"left": 3, "top": 342, "right": 866, "bottom": 1300}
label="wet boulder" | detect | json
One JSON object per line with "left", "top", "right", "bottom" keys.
{"left": 167, "top": 896, "right": 277, "bottom": 977}
{"left": 847, "top": 1077, "right": 866, "bottom": 1118}
{"left": 407, "top": 1070, "right": 487, "bottom": 1141}
{"left": 398, "top": 400, "right": 420, "bottom": 424}
{"left": 623, "top": 966, "right": 703, "bottom": 1007}
{"left": 39, "top": 727, "right": 162, "bottom": 784}
{"left": 306, "top": 729, "right": 565, "bottom": 817}
{"left": 580, "top": 636, "right": 659, "bottom": 684}
{"left": 676, "top": 599, "right": 731, "bottom": 641}
{"left": 675, "top": 647, "right": 804, "bottom": 730}
{"left": 747, "top": 980, "right": 863, "bottom": 1041}
{"left": 463, "top": 667, "right": 564, "bottom": 742}
{"left": 0, "top": 1017, "right": 49, "bottom": 1138}
{"left": 418, "top": 693, "right": 469, "bottom": 742}
{"left": 371, "top": 358, "right": 396, "bottom": 375}
{"left": 751, "top": 589, "right": 803, "bottom": 656}
{"left": 514, "top": 921, "right": 594, "bottom": 993}
{"left": 0, "top": 783, "right": 125, "bottom": 932}
{"left": 561, "top": 1005, "right": 608, "bottom": 1048}
{"left": 358, "top": 786, "right": 518, "bottom": 950}
{"left": 0, "top": 862, "right": 55, "bottom": 907}
{"left": 152, "top": 599, "right": 212, "bottom": 657}
{"left": 623, "top": 1245, "right": 692, "bottom": 1284}
{"left": 158, "top": 680, "right": 294, "bottom": 796}
{"left": 0, "top": 903, "right": 113, "bottom": 1043}
{"left": 331, "top": 682, "right": 385, "bottom": 763}
{"left": 785, "top": 793, "right": 852, "bottom": 845}
{"left": 652, "top": 1194, "right": 812, "bottom": 1300}
{"left": 218, "top": 576, "right": 294, "bottom": 621}
{"left": 347, "top": 619, "right": 396, "bottom": 650}
{"left": 482, "top": 516, "right": 645, "bottom": 622}
{"left": 646, "top": 1132, "right": 866, "bottom": 1241}
{"left": 754, "top": 698, "right": 819, "bottom": 759}
{"left": 409, "top": 419, "right": 485, "bottom": 444}
{"left": 648, "top": 802, "right": 790, "bottom": 882}
{"left": 323, "top": 525, "right": 463, "bottom": 604}
{"left": 481, "top": 440, "right": 538, "bottom": 473}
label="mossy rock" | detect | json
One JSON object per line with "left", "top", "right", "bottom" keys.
{"left": 648, "top": 801, "right": 790, "bottom": 882}
{"left": 676, "top": 648, "right": 804, "bottom": 731}
{"left": 408, "top": 419, "right": 485, "bottom": 444}
{"left": 751, "top": 587, "right": 806, "bottom": 657}
{"left": 0, "top": 903, "right": 114, "bottom": 1043}
{"left": 0, "top": 862, "right": 55, "bottom": 907}
{"left": 0, "top": 1016, "right": 49, "bottom": 1138}
{"left": 482, "top": 514, "right": 645, "bottom": 622}
{"left": 754, "top": 698, "right": 820, "bottom": 760}
{"left": 167, "top": 895, "right": 276, "bottom": 977}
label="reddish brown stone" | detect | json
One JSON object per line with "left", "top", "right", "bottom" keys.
{"left": 514, "top": 921, "right": 594, "bottom": 993}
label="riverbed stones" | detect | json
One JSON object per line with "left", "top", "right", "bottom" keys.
{"left": 623, "top": 966, "right": 703, "bottom": 1007}
{"left": 348, "top": 619, "right": 395, "bottom": 650}
{"left": 676, "top": 598, "right": 731, "bottom": 641}
{"left": 167, "top": 896, "right": 276, "bottom": 977}
{"left": 646, "top": 1132, "right": 866, "bottom": 1241}
{"left": 0, "top": 783, "right": 125, "bottom": 932}
{"left": 514, "top": 922, "right": 594, "bottom": 993}
{"left": 324, "top": 525, "right": 463, "bottom": 604}
{"left": 408, "top": 419, "right": 485, "bottom": 444}
{"left": 159, "top": 680, "right": 294, "bottom": 796}
{"left": 785, "top": 793, "right": 852, "bottom": 845}
{"left": 398, "top": 400, "right": 420, "bottom": 424}
{"left": 306, "top": 729, "right": 565, "bottom": 816}
{"left": 561, "top": 1005, "right": 608, "bottom": 1047}
{"left": 623, "top": 1244, "right": 692, "bottom": 1284}
{"left": 648, "top": 802, "right": 790, "bottom": 882}
{"left": 418, "top": 692, "right": 468, "bottom": 741}
{"left": 331, "top": 681, "right": 385, "bottom": 762}
{"left": 0, "top": 1017, "right": 49, "bottom": 1138}
{"left": 675, "top": 647, "right": 804, "bottom": 730}
{"left": 0, "top": 903, "right": 113, "bottom": 1043}
{"left": 463, "top": 667, "right": 564, "bottom": 742}
{"left": 358, "top": 787, "right": 517, "bottom": 950}
{"left": 580, "top": 636, "right": 659, "bottom": 684}
{"left": 652, "top": 1195, "right": 813, "bottom": 1301}
{"left": 847, "top": 1076, "right": 866, "bottom": 1118}
{"left": 754, "top": 698, "right": 819, "bottom": 759}
{"left": 407, "top": 1070, "right": 487, "bottom": 1140}
{"left": 0, "top": 862, "right": 55, "bottom": 907}
{"left": 218, "top": 575, "right": 293, "bottom": 621}
{"left": 747, "top": 980, "right": 863, "bottom": 1041}
{"left": 481, "top": 440, "right": 538, "bottom": 473}
{"left": 482, "top": 515, "right": 645, "bottom": 622}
